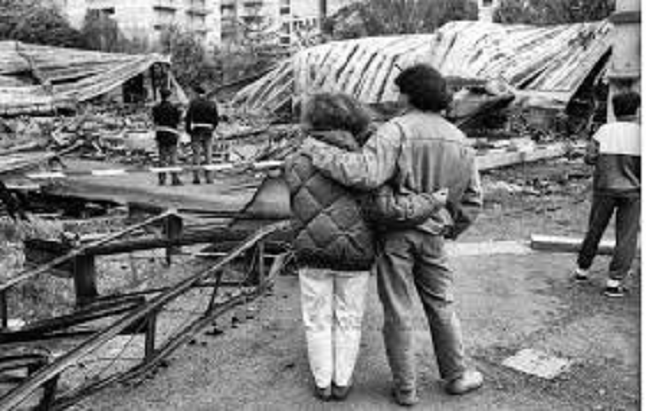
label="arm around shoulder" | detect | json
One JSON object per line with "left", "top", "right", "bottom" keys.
{"left": 307, "top": 121, "right": 402, "bottom": 190}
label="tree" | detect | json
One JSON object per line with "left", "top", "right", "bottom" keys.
{"left": 81, "top": 10, "right": 127, "bottom": 52}
{"left": 0, "top": 0, "right": 86, "bottom": 48}
{"left": 494, "top": 0, "right": 615, "bottom": 25}
{"left": 160, "top": 25, "right": 219, "bottom": 89}
{"left": 324, "top": 0, "right": 477, "bottom": 40}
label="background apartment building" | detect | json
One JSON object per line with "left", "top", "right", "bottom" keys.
{"left": 280, "top": 0, "right": 357, "bottom": 44}
{"left": 55, "top": 0, "right": 360, "bottom": 50}
{"left": 56, "top": 0, "right": 221, "bottom": 49}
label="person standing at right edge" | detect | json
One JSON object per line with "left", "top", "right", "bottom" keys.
{"left": 185, "top": 85, "right": 219, "bottom": 184}
{"left": 304, "top": 64, "right": 484, "bottom": 406}
{"left": 573, "top": 91, "right": 641, "bottom": 298}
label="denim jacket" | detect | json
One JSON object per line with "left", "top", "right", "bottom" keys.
{"left": 305, "top": 109, "right": 483, "bottom": 239}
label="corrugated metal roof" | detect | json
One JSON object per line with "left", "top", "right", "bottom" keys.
{"left": 234, "top": 20, "right": 612, "bottom": 113}
{"left": 0, "top": 41, "right": 177, "bottom": 115}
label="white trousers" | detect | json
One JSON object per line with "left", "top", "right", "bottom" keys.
{"left": 299, "top": 268, "right": 370, "bottom": 387}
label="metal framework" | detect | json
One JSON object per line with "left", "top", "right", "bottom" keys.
{"left": 0, "top": 209, "right": 291, "bottom": 411}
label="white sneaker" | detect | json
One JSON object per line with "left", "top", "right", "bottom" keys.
{"left": 573, "top": 267, "right": 589, "bottom": 281}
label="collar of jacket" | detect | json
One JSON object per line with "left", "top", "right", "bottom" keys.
{"left": 308, "top": 130, "right": 360, "bottom": 152}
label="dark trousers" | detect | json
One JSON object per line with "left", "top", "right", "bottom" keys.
{"left": 190, "top": 128, "right": 213, "bottom": 183}
{"left": 156, "top": 135, "right": 181, "bottom": 185}
{"left": 577, "top": 194, "right": 641, "bottom": 281}
{"left": 376, "top": 230, "right": 466, "bottom": 392}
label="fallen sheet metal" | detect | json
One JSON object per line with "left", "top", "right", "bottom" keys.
{"left": 503, "top": 348, "right": 572, "bottom": 379}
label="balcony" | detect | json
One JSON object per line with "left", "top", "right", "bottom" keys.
{"left": 153, "top": 0, "right": 177, "bottom": 11}
{"left": 244, "top": 0, "right": 263, "bottom": 8}
{"left": 186, "top": 2, "right": 211, "bottom": 15}
{"left": 242, "top": 15, "right": 263, "bottom": 25}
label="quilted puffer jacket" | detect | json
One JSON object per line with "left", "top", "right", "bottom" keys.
{"left": 284, "top": 130, "right": 375, "bottom": 271}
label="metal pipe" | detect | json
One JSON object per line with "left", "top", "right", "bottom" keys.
{"left": 51, "top": 252, "right": 288, "bottom": 410}
{"left": 0, "top": 221, "right": 290, "bottom": 411}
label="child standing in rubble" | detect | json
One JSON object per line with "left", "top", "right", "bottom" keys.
{"left": 152, "top": 88, "right": 183, "bottom": 186}
{"left": 284, "top": 93, "right": 447, "bottom": 402}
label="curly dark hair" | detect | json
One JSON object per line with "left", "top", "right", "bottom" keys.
{"left": 394, "top": 64, "right": 452, "bottom": 112}
{"left": 612, "top": 91, "right": 641, "bottom": 118}
{"left": 301, "top": 92, "right": 372, "bottom": 137}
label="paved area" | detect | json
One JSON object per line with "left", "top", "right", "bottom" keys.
{"left": 78, "top": 251, "right": 640, "bottom": 410}
{"left": 47, "top": 159, "right": 265, "bottom": 212}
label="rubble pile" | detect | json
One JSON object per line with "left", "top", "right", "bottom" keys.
{"left": 482, "top": 156, "right": 592, "bottom": 199}
{"left": 0, "top": 102, "right": 304, "bottom": 169}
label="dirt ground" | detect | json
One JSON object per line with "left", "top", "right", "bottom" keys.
{"left": 57, "top": 157, "right": 640, "bottom": 411}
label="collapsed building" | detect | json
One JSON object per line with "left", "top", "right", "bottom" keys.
{"left": 0, "top": 41, "right": 186, "bottom": 116}
{"left": 232, "top": 20, "right": 613, "bottom": 136}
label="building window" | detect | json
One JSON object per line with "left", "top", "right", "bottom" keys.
{"left": 153, "top": 0, "right": 177, "bottom": 11}
{"left": 88, "top": 6, "right": 116, "bottom": 16}
{"left": 155, "top": 8, "right": 176, "bottom": 26}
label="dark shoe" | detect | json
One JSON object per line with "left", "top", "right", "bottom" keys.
{"left": 171, "top": 178, "right": 183, "bottom": 186}
{"left": 332, "top": 382, "right": 352, "bottom": 400}
{"left": 573, "top": 267, "right": 590, "bottom": 282}
{"left": 157, "top": 174, "right": 166, "bottom": 186}
{"left": 314, "top": 385, "right": 332, "bottom": 402}
{"left": 604, "top": 286, "right": 627, "bottom": 298}
{"left": 392, "top": 387, "right": 419, "bottom": 407}
{"left": 192, "top": 178, "right": 201, "bottom": 185}
{"left": 445, "top": 370, "right": 483, "bottom": 395}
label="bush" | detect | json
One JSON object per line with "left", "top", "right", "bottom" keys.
{"left": 325, "top": 0, "right": 477, "bottom": 39}
{"left": 494, "top": 0, "right": 615, "bottom": 25}
{"left": 160, "top": 25, "right": 220, "bottom": 89}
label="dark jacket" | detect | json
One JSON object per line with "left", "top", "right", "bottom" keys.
{"left": 152, "top": 100, "right": 181, "bottom": 142}
{"left": 185, "top": 96, "right": 219, "bottom": 134}
{"left": 284, "top": 130, "right": 375, "bottom": 271}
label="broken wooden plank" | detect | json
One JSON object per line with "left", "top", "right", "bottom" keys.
{"left": 530, "top": 234, "right": 615, "bottom": 255}
{"left": 476, "top": 143, "right": 567, "bottom": 171}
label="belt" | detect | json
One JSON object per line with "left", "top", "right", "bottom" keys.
{"left": 192, "top": 123, "right": 214, "bottom": 129}
{"left": 156, "top": 126, "right": 180, "bottom": 135}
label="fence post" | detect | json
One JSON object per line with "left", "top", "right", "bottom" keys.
{"left": 145, "top": 313, "right": 157, "bottom": 360}
{"left": 0, "top": 290, "right": 7, "bottom": 329}
{"left": 164, "top": 213, "right": 183, "bottom": 265}
{"left": 73, "top": 254, "right": 98, "bottom": 308}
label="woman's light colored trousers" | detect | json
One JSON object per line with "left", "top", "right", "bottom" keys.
{"left": 299, "top": 268, "right": 370, "bottom": 388}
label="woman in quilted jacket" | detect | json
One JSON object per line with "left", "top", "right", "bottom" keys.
{"left": 284, "top": 93, "right": 446, "bottom": 402}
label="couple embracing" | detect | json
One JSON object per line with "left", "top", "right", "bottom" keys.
{"left": 284, "top": 64, "right": 484, "bottom": 406}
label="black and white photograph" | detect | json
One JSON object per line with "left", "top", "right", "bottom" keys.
{"left": 0, "top": 0, "right": 640, "bottom": 409}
